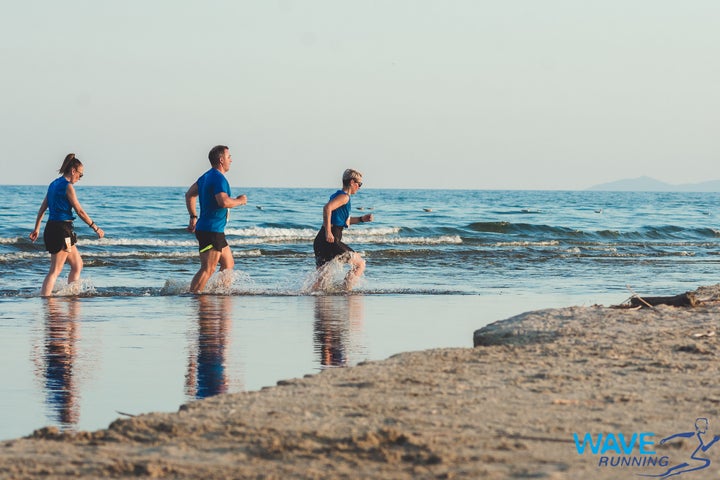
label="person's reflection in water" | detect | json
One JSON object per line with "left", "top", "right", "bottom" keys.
{"left": 313, "top": 295, "right": 364, "bottom": 368}
{"left": 42, "top": 297, "right": 81, "bottom": 428}
{"left": 186, "top": 295, "right": 232, "bottom": 399}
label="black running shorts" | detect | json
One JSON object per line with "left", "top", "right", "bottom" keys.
{"left": 313, "top": 226, "right": 354, "bottom": 268}
{"left": 195, "top": 230, "right": 228, "bottom": 253}
{"left": 43, "top": 221, "right": 77, "bottom": 254}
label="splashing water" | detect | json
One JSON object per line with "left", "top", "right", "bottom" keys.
{"left": 301, "top": 258, "right": 367, "bottom": 294}
{"left": 52, "top": 279, "right": 97, "bottom": 297}
{"left": 161, "top": 270, "right": 255, "bottom": 296}
{"left": 204, "top": 270, "right": 255, "bottom": 295}
{"left": 160, "top": 279, "right": 190, "bottom": 296}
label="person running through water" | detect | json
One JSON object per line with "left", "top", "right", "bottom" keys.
{"left": 29, "top": 154, "right": 105, "bottom": 296}
{"left": 313, "top": 168, "right": 373, "bottom": 290}
{"left": 185, "top": 145, "right": 247, "bottom": 293}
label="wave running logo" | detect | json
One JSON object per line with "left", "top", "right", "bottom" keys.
{"left": 574, "top": 417, "right": 720, "bottom": 478}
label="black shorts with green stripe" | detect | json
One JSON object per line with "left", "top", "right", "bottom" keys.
{"left": 195, "top": 231, "right": 228, "bottom": 253}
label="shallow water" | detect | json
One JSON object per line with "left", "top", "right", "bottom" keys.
{"left": 0, "top": 292, "right": 618, "bottom": 440}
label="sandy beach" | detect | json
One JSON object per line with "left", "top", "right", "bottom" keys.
{"left": 3, "top": 285, "right": 720, "bottom": 479}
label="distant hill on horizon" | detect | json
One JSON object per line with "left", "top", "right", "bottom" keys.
{"left": 587, "top": 176, "right": 720, "bottom": 192}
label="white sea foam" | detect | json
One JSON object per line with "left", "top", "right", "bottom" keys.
{"left": 87, "top": 229, "right": 445, "bottom": 247}
{"left": 226, "top": 227, "right": 317, "bottom": 239}
{"left": 345, "top": 235, "right": 462, "bottom": 245}
{"left": 225, "top": 226, "right": 402, "bottom": 241}
{"left": 0, "top": 249, "right": 263, "bottom": 262}
{"left": 353, "top": 227, "right": 402, "bottom": 236}
{"left": 0, "top": 252, "right": 46, "bottom": 262}
{"left": 492, "top": 240, "right": 561, "bottom": 247}
{"left": 83, "top": 238, "right": 197, "bottom": 247}
{"left": 83, "top": 249, "right": 262, "bottom": 259}
{"left": 23, "top": 226, "right": 440, "bottom": 249}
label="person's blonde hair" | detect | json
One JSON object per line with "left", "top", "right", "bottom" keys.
{"left": 342, "top": 169, "right": 362, "bottom": 187}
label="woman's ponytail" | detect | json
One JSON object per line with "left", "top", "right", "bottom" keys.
{"left": 58, "top": 153, "right": 81, "bottom": 175}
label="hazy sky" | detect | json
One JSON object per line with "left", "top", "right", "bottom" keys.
{"left": 2, "top": 1, "right": 718, "bottom": 189}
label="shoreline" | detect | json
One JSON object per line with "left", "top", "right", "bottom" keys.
{"left": 2, "top": 285, "right": 720, "bottom": 478}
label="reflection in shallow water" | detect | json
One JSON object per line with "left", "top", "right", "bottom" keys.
{"left": 313, "top": 295, "right": 364, "bottom": 368}
{"left": 13, "top": 294, "right": 372, "bottom": 439}
{"left": 38, "top": 297, "right": 81, "bottom": 429}
{"left": 186, "top": 295, "right": 233, "bottom": 399}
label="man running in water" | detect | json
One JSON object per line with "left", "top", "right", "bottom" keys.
{"left": 185, "top": 145, "right": 247, "bottom": 293}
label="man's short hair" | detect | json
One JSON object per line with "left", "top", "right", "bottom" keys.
{"left": 208, "top": 145, "right": 229, "bottom": 166}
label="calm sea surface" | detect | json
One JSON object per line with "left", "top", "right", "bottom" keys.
{"left": 2, "top": 185, "right": 720, "bottom": 439}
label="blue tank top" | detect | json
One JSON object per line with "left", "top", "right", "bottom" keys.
{"left": 329, "top": 190, "right": 351, "bottom": 228}
{"left": 47, "top": 176, "right": 74, "bottom": 221}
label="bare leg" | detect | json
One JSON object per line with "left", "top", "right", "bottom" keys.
{"left": 41, "top": 251, "right": 70, "bottom": 297}
{"left": 190, "top": 248, "right": 223, "bottom": 294}
{"left": 216, "top": 246, "right": 235, "bottom": 290}
{"left": 311, "top": 263, "right": 332, "bottom": 292}
{"left": 218, "top": 246, "right": 234, "bottom": 272}
{"left": 343, "top": 253, "right": 366, "bottom": 290}
{"left": 66, "top": 245, "right": 83, "bottom": 285}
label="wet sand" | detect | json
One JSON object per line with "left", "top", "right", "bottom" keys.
{"left": 3, "top": 285, "right": 720, "bottom": 479}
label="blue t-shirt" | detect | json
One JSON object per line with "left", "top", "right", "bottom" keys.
{"left": 196, "top": 168, "right": 231, "bottom": 233}
{"left": 329, "top": 190, "right": 351, "bottom": 228}
{"left": 47, "top": 176, "right": 74, "bottom": 222}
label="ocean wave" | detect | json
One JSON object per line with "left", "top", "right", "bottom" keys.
{"left": 225, "top": 226, "right": 402, "bottom": 238}
{"left": 349, "top": 235, "right": 462, "bottom": 245}
{"left": 69, "top": 229, "right": 452, "bottom": 247}
{"left": 0, "top": 249, "right": 263, "bottom": 263}
{"left": 491, "top": 240, "right": 560, "bottom": 247}
{"left": 469, "top": 221, "right": 582, "bottom": 236}
{"left": 492, "top": 208, "right": 542, "bottom": 215}
{"left": 1, "top": 236, "right": 201, "bottom": 248}
{"left": 225, "top": 226, "right": 317, "bottom": 239}
{"left": 82, "top": 238, "right": 197, "bottom": 247}
{"left": 469, "top": 222, "right": 720, "bottom": 241}
{"left": 0, "top": 252, "right": 47, "bottom": 262}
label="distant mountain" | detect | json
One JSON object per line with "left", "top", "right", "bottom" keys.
{"left": 587, "top": 176, "right": 720, "bottom": 192}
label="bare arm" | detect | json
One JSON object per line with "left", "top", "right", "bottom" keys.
{"left": 185, "top": 182, "right": 199, "bottom": 232}
{"left": 215, "top": 192, "right": 247, "bottom": 209}
{"left": 349, "top": 213, "right": 374, "bottom": 225}
{"left": 322, "top": 195, "right": 350, "bottom": 243}
{"left": 67, "top": 184, "right": 104, "bottom": 238}
{"left": 29, "top": 196, "right": 49, "bottom": 242}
